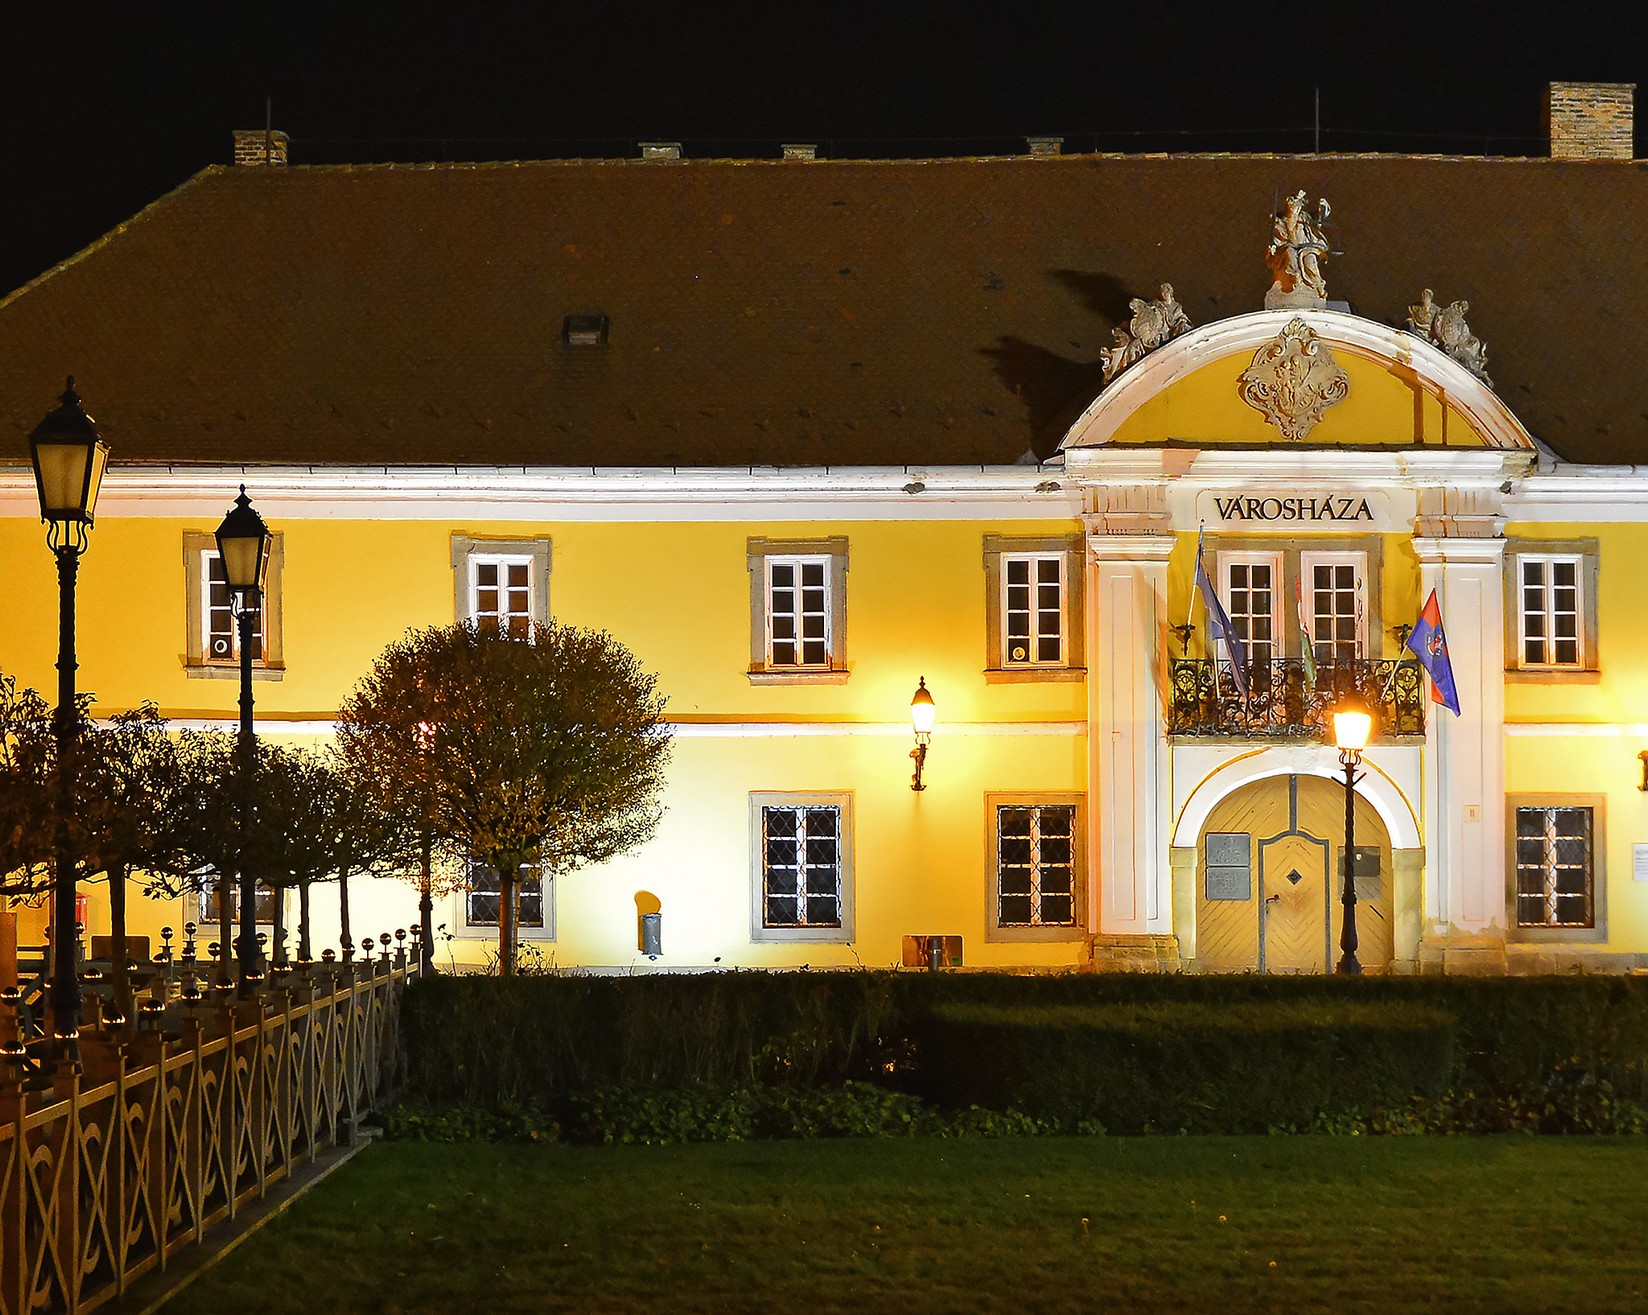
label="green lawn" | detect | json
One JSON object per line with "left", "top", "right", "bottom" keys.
{"left": 165, "top": 1137, "right": 1648, "bottom": 1314}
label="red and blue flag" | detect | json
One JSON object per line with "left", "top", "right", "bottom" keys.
{"left": 1405, "top": 588, "right": 1460, "bottom": 716}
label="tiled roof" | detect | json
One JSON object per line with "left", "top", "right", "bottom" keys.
{"left": 0, "top": 152, "right": 1644, "bottom": 468}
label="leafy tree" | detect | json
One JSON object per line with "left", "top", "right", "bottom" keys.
{"left": 162, "top": 731, "right": 248, "bottom": 984}
{"left": 0, "top": 672, "right": 54, "bottom": 898}
{"left": 337, "top": 621, "right": 672, "bottom": 974}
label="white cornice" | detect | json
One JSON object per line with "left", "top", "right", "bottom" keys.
{"left": 1058, "top": 309, "right": 1536, "bottom": 455}
{"left": 0, "top": 464, "right": 1079, "bottom": 523}
{"left": 1063, "top": 445, "right": 1530, "bottom": 487}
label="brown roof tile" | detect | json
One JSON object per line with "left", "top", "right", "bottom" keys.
{"left": 1, "top": 153, "right": 1644, "bottom": 467}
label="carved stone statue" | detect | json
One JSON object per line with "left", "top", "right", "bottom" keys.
{"left": 1403, "top": 289, "right": 1492, "bottom": 386}
{"left": 1238, "top": 317, "right": 1349, "bottom": 440}
{"left": 1264, "top": 191, "right": 1332, "bottom": 309}
{"left": 1100, "top": 283, "right": 1194, "bottom": 384}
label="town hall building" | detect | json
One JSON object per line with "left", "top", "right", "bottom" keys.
{"left": 2, "top": 82, "right": 1645, "bottom": 975}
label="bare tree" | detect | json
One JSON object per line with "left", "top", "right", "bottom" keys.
{"left": 337, "top": 621, "right": 672, "bottom": 974}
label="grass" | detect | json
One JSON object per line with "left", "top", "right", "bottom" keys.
{"left": 164, "top": 1137, "right": 1648, "bottom": 1314}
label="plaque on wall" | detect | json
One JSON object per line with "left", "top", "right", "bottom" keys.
{"left": 1336, "top": 845, "right": 1383, "bottom": 900}
{"left": 1206, "top": 867, "right": 1253, "bottom": 901}
{"left": 1205, "top": 831, "right": 1252, "bottom": 901}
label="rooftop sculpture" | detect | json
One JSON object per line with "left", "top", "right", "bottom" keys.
{"left": 1100, "top": 283, "right": 1194, "bottom": 385}
{"left": 1406, "top": 289, "right": 1493, "bottom": 387}
{"left": 1265, "top": 191, "right": 1332, "bottom": 309}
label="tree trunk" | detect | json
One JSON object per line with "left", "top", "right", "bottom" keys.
{"left": 339, "top": 872, "right": 352, "bottom": 959}
{"left": 298, "top": 878, "right": 311, "bottom": 962}
{"left": 216, "top": 870, "right": 233, "bottom": 985}
{"left": 109, "top": 862, "right": 131, "bottom": 1027}
{"left": 419, "top": 830, "right": 435, "bottom": 975}
{"left": 499, "top": 870, "right": 517, "bottom": 977}
{"left": 271, "top": 882, "right": 285, "bottom": 966}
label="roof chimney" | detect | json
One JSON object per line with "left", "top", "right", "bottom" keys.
{"left": 782, "top": 143, "right": 818, "bottom": 160}
{"left": 1545, "top": 82, "right": 1635, "bottom": 160}
{"left": 639, "top": 142, "right": 682, "bottom": 161}
{"left": 232, "top": 128, "right": 290, "bottom": 167}
{"left": 1027, "top": 136, "right": 1064, "bottom": 157}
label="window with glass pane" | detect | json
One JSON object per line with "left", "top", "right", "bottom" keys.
{"left": 1520, "top": 556, "right": 1582, "bottom": 667}
{"left": 1225, "top": 561, "right": 1275, "bottom": 664}
{"left": 203, "top": 551, "right": 265, "bottom": 662}
{"left": 201, "top": 881, "right": 280, "bottom": 926}
{"left": 471, "top": 556, "right": 533, "bottom": 637}
{"left": 767, "top": 557, "right": 831, "bottom": 667}
{"left": 1311, "top": 562, "right": 1361, "bottom": 662}
{"left": 464, "top": 860, "right": 545, "bottom": 928}
{"left": 761, "top": 805, "right": 841, "bottom": 927}
{"left": 997, "top": 804, "right": 1076, "bottom": 926}
{"left": 1003, "top": 555, "right": 1064, "bottom": 665}
{"left": 1514, "top": 806, "right": 1593, "bottom": 928}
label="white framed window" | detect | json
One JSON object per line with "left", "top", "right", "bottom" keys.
{"left": 1002, "top": 554, "right": 1065, "bottom": 666}
{"left": 1218, "top": 551, "right": 1282, "bottom": 667}
{"left": 183, "top": 532, "right": 285, "bottom": 678}
{"left": 767, "top": 556, "right": 831, "bottom": 667}
{"left": 470, "top": 555, "right": 534, "bottom": 637}
{"left": 747, "top": 538, "right": 848, "bottom": 681}
{"left": 454, "top": 859, "right": 554, "bottom": 940}
{"left": 982, "top": 535, "right": 1084, "bottom": 680}
{"left": 987, "top": 793, "right": 1084, "bottom": 942}
{"left": 193, "top": 881, "right": 283, "bottom": 930}
{"left": 1518, "top": 555, "right": 1583, "bottom": 668}
{"left": 1300, "top": 550, "right": 1367, "bottom": 663}
{"left": 1507, "top": 795, "right": 1605, "bottom": 943}
{"left": 451, "top": 536, "right": 551, "bottom": 631}
{"left": 749, "top": 792, "right": 854, "bottom": 942}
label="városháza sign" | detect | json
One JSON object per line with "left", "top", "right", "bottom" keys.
{"left": 1206, "top": 494, "right": 1374, "bottom": 523}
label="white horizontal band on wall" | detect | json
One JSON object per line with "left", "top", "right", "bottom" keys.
{"left": 161, "top": 718, "right": 1087, "bottom": 738}
{"left": 1503, "top": 723, "right": 1648, "bottom": 737}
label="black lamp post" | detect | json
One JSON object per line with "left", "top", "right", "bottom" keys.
{"left": 214, "top": 486, "right": 270, "bottom": 995}
{"left": 29, "top": 378, "right": 110, "bottom": 1066}
{"left": 1332, "top": 694, "right": 1373, "bottom": 976}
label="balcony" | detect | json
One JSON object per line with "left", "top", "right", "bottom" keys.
{"left": 1167, "top": 657, "right": 1426, "bottom": 740}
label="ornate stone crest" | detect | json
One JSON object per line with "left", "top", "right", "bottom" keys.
{"left": 1238, "top": 317, "right": 1349, "bottom": 440}
{"left": 1264, "top": 191, "right": 1332, "bottom": 309}
{"left": 1100, "top": 283, "right": 1193, "bottom": 384}
{"left": 1405, "top": 288, "right": 1492, "bottom": 386}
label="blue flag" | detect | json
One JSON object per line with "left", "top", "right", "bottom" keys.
{"left": 1195, "top": 529, "right": 1248, "bottom": 697}
{"left": 1405, "top": 588, "right": 1461, "bottom": 716}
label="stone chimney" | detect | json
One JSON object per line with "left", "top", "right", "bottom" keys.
{"left": 639, "top": 142, "right": 682, "bottom": 161}
{"left": 1545, "top": 82, "right": 1635, "bottom": 160}
{"left": 782, "top": 143, "right": 818, "bottom": 160}
{"left": 1027, "top": 136, "right": 1064, "bottom": 157}
{"left": 232, "top": 128, "right": 290, "bottom": 167}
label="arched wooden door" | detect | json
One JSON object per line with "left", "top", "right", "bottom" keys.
{"left": 1195, "top": 774, "right": 1394, "bottom": 973}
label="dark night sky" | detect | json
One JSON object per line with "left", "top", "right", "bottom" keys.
{"left": 2, "top": 2, "right": 1643, "bottom": 297}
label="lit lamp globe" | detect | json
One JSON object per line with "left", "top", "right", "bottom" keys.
{"left": 1333, "top": 698, "right": 1373, "bottom": 756}
{"left": 911, "top": 678, "right": 936, "bottom": 740}
{"left": 29, "top": 377, "right": 109, "bottom": 530}
{"left": 214, "top": 485, "right": 271, "bottom": 597}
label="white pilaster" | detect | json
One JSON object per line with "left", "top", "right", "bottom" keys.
{"left": 1085, "top": 531, "right": 1175, "bottom": 935}
{"left": 1412, "top": 536, "right": 1506, "bottom": 935}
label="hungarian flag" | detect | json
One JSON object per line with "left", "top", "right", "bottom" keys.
{"left": 1405, "top": 588, "right": 1461, "bottom": 716}
{"left": 1295, "top": 576, "right": 1317, "bottom": 690}
{"left": 1195, "top": 529, "right": 1248, "bottom": 696}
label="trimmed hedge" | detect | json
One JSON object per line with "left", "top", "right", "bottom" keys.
{"left": 400, "top": 971, "right": 1648, "bottom": 1133}
{"left": 915, "top": 1000, "right": 1455, "bottom": 1133}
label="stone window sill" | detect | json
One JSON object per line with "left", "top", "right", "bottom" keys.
{"left": 747, "top": 669, "right": 850, "bottom": 685}
{"left": 984, "top": 667, "right": 1086, "bottom": 685}
{"left": 1504, "top": 667, "right": 1601, "bottom": 684}
{"left": 185, "top": 664, "right": 286, "bottom": 682}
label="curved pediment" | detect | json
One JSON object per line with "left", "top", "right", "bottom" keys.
{"left": 1058, "top": 310, "right": 1535, "bottom": 453}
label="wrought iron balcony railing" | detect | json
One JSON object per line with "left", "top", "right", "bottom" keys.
{"left": 1168, "top": 657, "right": 1426, "bottom": 740}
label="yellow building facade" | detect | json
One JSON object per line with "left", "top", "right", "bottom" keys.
{"left": 4, "top": 97, "right": 1647, "bottom": 973}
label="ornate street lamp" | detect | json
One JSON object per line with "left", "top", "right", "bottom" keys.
{"left": 214, "top": 486, "right": 270, "bottom": 994}
{"left": 910, "top": 678, "right": 936, "bottom": 791}
{"left": 1332, "top": 693, "right": 1373, "bottom": 976}
{"left": 29, "top": 378, "right": 110, "bottom": 1066}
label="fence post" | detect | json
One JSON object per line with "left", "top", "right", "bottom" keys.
{"left": 1, "top": 1060, "right": 27, "bottom": 1315}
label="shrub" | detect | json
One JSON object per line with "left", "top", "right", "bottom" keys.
{"left": 912, "top": 999, "right": 1456, "bottom": 1134}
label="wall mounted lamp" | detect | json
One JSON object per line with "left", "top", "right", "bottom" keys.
{"left": 1638, "top": 750, "right": 1648, "bottom": 792}
{"left": 910, "top": 677, "right": 935, "bottom": 791}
